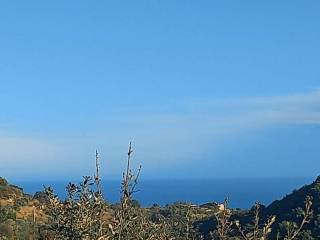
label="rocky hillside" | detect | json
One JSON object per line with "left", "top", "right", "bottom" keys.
{"left": 0, "top": 177, "right": 46, "bottom": 216}
{"left": 0, "top": 177, "right": 29, "bottom": 209}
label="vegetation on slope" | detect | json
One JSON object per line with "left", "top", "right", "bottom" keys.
{"left": 0, "top": 145, "right": 319, "bottom": 240}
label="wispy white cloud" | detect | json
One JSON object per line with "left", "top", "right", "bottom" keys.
{"left": 0, "top": 135, "right": 98, "bottom": 179}
{"left": 0, "top": 136, "right": 56, "bottom": 161}
{"left": 1, "top": 89, "right": 319, "bottom": 179}
{"left": 110, "top": 89, "right": 320, "bottom": 173}
{"left": 0, "top": 135, "right": 62, "bottom": 180}
{"left": 223, "top": 90, "right": 320, "bottom": 125}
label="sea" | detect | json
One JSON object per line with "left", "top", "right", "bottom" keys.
{"left": 14, "top": 177, "right": 314, "bottom": 209}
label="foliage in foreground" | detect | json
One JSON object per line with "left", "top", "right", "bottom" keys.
{"left": 0, "top": 145, "right": 319, "bottom": 240}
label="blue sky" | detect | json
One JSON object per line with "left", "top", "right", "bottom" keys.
{"left": 0, "top": 1, "right": 320, "bottom": 180}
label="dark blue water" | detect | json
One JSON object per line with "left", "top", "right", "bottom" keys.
{"left": 15, "top": 177, "right": 313, "bottom": 209}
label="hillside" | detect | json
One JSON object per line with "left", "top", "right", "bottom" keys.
{"left": 261, "top": 176, "right": 320, "bottom": 238}
{"left": 263, "top": 176, "right": 320, "bottom": 219}
{"left": 0, "top": 176, "right": 319, "bottom": 239}
{"left": 0, "top": 177, "right": 47, "bottom": 239}
{"left": 192, "top": 177, "right": 320, "bottom": 239}
{"left": 0, "top": 177, "right": 25, "bottom": 202}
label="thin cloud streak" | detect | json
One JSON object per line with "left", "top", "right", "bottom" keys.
{"left": 118, "top": 89, "right": 320, "bottom": 173}
{"left": 1, "top": 89, "right": 319, "bottom": 179}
